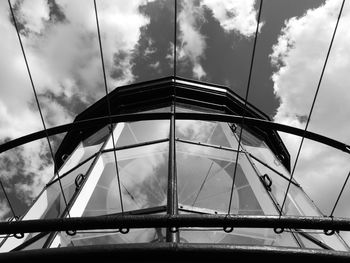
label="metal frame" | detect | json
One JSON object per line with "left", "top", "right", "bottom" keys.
{"left": 1, "top": 112, "right": 349, "bottom": 159}
{"left": 1, "top": 243, "right": 350, "bottom": 263}
{"left": 1, "top": 214, "right": 350, "bottom": 235}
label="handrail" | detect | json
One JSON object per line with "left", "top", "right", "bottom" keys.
{"left": 1, "top": 112, "right": 349, "bottom": 155}
{"left": 0, "top": 214, "right": 350, "bottom": 235}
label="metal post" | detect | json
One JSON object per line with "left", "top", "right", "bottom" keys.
{"left": 166, "top": 100, "right": 179, "bottom": 242}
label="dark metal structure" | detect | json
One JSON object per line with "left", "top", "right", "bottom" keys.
{"left": 1, "top": 0, "right": 350, "bottom": 261}
{"left": 1, "top": 77, "right": 350, "bottom": 262}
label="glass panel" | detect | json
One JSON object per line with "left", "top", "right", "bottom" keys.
{"left": 296, "top": 233, "right": 326, "bottom": 249}
{"left": 251, "top": 159, "right": 288, "bottom": 209}
{"left": 176, "top": 120, "right": 236, "bottom": 148}
{"left": 83, "top": 142, "right": 168, "bottom": 216}
{"left": 235, "top": 126, "right": 266, "bottom": 147}
{"left": 58, "top": 126, "right": 108, "bottom": 176}
{"left": 115, "top": 120, "right": 169, "bottom": 148}
{"left": 0, "top": 158, "right": 94, "bottom": 252}
{"left": 177, "top": 141, "right": 277, "bottom": 215}
{"left": 21, "top": 233, "right": 51, "bottom": 251}
{"left": 176, "top": 104, "right": 223, "bottom": 113}
{"left": 180, "top": 228, "right": 299, "bottom": 247}
{"left": 56, "top": 224, "right": 166, "bottom": 247}
{"left": 283, "top": 184, "right": 321, "bottom": 217}
{"left": 313, "top": 232, "right": 349, "bottom": 251}
{"left": 42, "top": 159, "right": 94, "bottom": 219}
{"left": 140, "top": 106, "right": 171, "bottom": 113}
{"left": 245, "top": 141, "right": 295, "bottom": 184}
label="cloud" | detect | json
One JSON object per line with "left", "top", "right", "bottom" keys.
{"left": 175, "top": 0, "right": 262, "bottom": 80}
{"left": 270, "top": 0, "right": 350, "bottom": 235}
{"left": 201, "top": 0, "right": 262, "bottom": 36}
{"left": 177, "top": 0, "right": 207, "bottom": 80}
{"left": 0, "top": 0, "right": 151, "bottom": 215}
{"left": 0, "top": 200, "right": 11, "bottom": 221}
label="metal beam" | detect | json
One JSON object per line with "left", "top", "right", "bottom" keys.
{"left": 0, "top": 243, "right": 349, "bottom": 262}
{"left": 1, "top": 112, "right": 349, "bottom": 156}
{"left": 1, "top": 214, "right": 350, "bottom": 235}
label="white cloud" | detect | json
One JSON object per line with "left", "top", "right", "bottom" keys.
{"left": 0, "top": 200, "right": 11, "bottom": 220}
{"left": 201, "top": 0, "right": 261, "bottom": 36}
{"left": 270, "top": 0, "right": 350, "bottom": 230}
{"left": 178, "top": 0, "right": 207, "bottom": 80}
{"left": 175, "top": 0, "right": 262, "bottom": 80}
{"left": 16, "top": 0, "right": 50, "bottom": 34}
{"left": 0, "top": 0, "right": 150, "bottom": 212}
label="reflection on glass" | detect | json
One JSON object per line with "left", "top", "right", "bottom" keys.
{"left": 58, "top": 126, "right": 109, "bottom": 176}
{"left": 57, "top": 227, "right": 166, "bottom": 247}
{"left": 176, "top": 120, "right": 234, "bottom": 148}
{"left": 115, "top": 120, "right": 169, "bottom": 148}
{"left": 177, "top": 141, "right": 277, "bottom": 215}
{"left": 83, "top": 125, "right": 110, "bottom": 147}
{"left": 251, "top": 160, "right": 288, "bottom": 209}
{"left": 284, "top": 184, "right": 321, "bottom": 216}
{"left": 44, "top": 159, "right": 94, "bottom": 219}
{"left": 235, "top": 126, "right": 266, "bottom": 148}
{"left": 244, "top": 142, "right": 294, "bottom": 184}
{"left": 176, "top": 104, "right": 222, "bottom": 113}
{"left": 83, "top": 142, "right": 168, "bottom": 216}
{"left": 21, "top": 233, "right": 51, "bottom": 251}
{"left": 180, "top": 227, "right": 299, "bottom": 247}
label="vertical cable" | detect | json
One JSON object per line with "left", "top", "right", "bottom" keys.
{"left": 93, "top": 0, "right": 124, "bottom": 213}
{"left": 0, "top": 180, "right": 17, "bottom": 220}
{"left": 280, "top": 0, "right": 346, "bottom": 216}
{"left": 173, "top": 0, "right": 177, "bottom": 78}
{"left": 227, "top": 0, "right": 263, "bottom": 215}
{"left": 8, "top": 0, "right": 70, "bottom": 217}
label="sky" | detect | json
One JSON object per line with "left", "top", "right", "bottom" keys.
{"left": 1, "top": 0, "right": 350, "bottom": 243}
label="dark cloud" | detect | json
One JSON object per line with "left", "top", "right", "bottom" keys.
{"left": 132, "top": 0, "right": 173, "bottom": 82}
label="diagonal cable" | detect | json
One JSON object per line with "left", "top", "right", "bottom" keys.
{"left": 227, "top": 0, "right": 263, "bottom": 215}
{"left": 192, "top": 162, "right": 214, "bottom": 206}
{"left": 330, "top": 170, "right": 350, "bottom": 217}
{"left": 280, "top": 0, "right": 346, "bottom": 216}
{"left": 8, "top": 0, "right": 70, "bottom": 217}
{"left": 93, "top": 0, "right": 124, "bottom": 213}
{"left": 0, "top": 180, "right": 17, "bottom": 220}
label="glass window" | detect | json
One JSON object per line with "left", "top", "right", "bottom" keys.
{"left": 27, "top": 158, "right": 94, "bottom": 222}
{"left": 180, "top": 227, "right": 299, "bottom": 247}
{"left": 176, "top": 141, "right": 277, "bottom": 216}
{"left": 176, "top": 120, "right": 236, "bottom": 149}
{"left": 58, "top": 126, "right": 109, "bottom": 176}
{"left": 244, "top": 142, "right": 295, "bottom": 184}
{"left": 283, "top": 184, "right": 321, "bottom": 217}
{"left": 56, "top": 220, "right": 166, "bottom": 247}
{"left": 113, "top": 120, "right": 169, "bottom": 148}
{"left": 83, "top": 125, "right": 110, "bottom": 147}
{"left": 83, "top": 142, "right": 168, "bottom": 216}
{"left": 235, "top": 126, "right": 266, "bottom": 148}
{"left": 21, "top": 233, "right": 51, "bottom": 251}
{"left": 250, "top": 159, "right": 289, "bottom": 210}
{"left": 296, "top": 232, "right": 326, "bottom": 249}
{"left": 178, "top": 210, "right": 298, "bottom": 247}
{"left": 176, "top": 104, "right": 223, "bottom": 113}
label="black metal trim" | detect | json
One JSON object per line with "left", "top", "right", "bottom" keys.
{"left": 1, "top": 214, "right": 350, "bottom": 235}
{"left": 1, "top": 112, "right": 349, "bottom": 158}
{"left": 0, "top": 243, "right": 350, "bottom": 262}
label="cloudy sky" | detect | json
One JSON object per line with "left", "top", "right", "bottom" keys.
{"left": 1, "top": 0, "right": 350, "bottom": 243}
